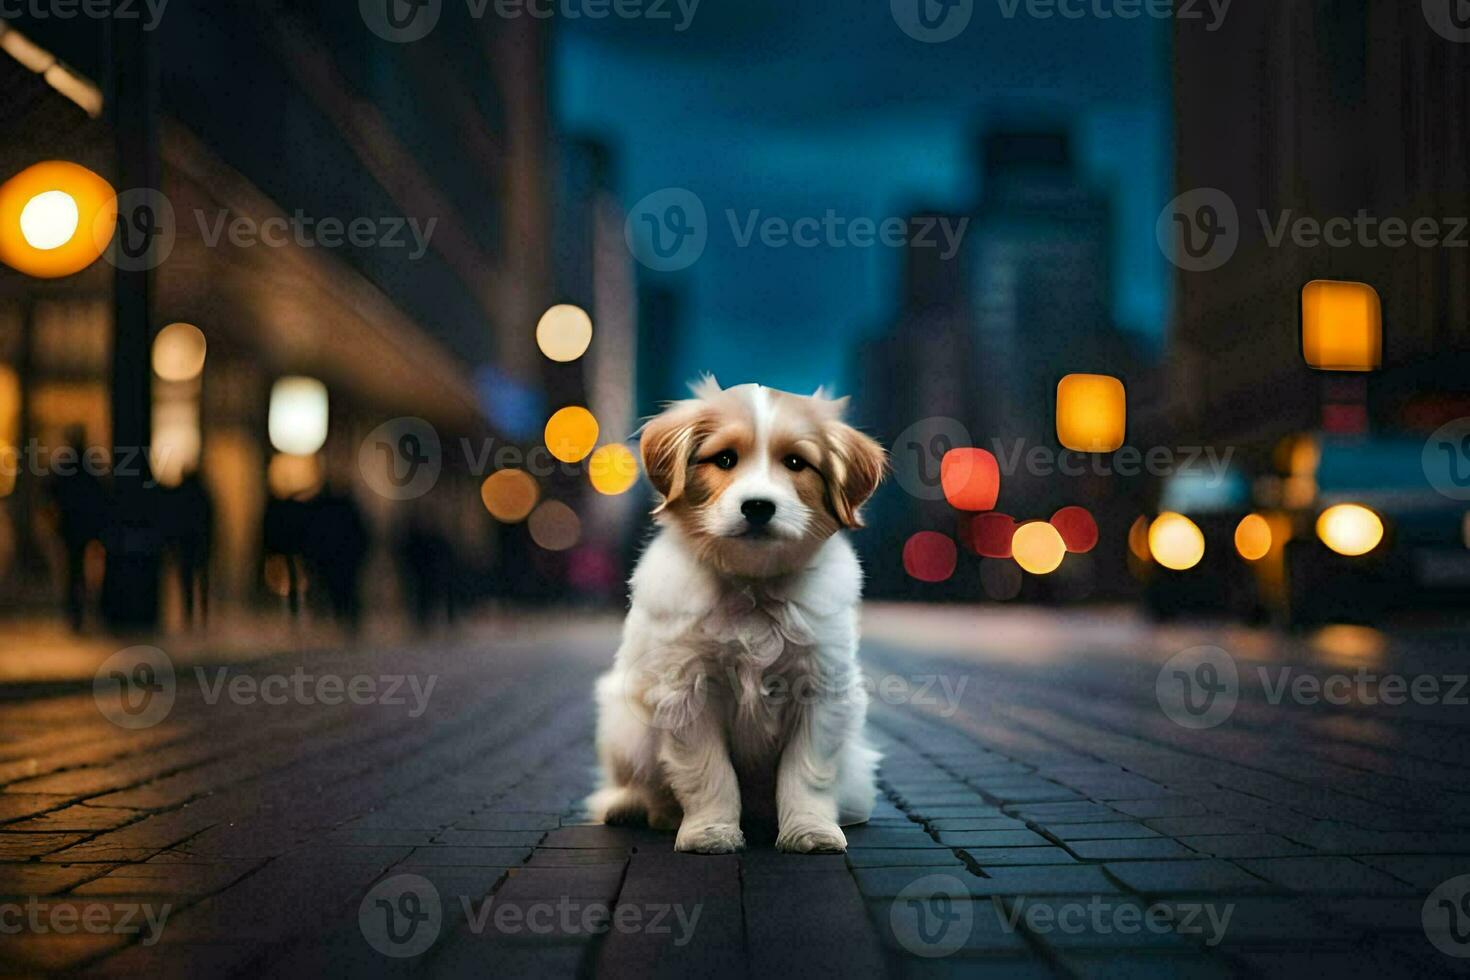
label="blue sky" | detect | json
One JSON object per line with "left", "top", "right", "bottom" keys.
{"left": 554, "top": 0, "right": 1173, "bottom": 396}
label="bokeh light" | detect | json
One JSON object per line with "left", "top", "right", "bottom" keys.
{"left": 528, "top": 500, "right": 581, "bottom": 551}
{"left": 588, "top": 443, "right": 639, "bottom": 495}
{"left": 1148, "top": 512, "right": 1205, "bottom": 571}
{"left": 1234, "top": 513, "right": 1273, "bottom": 561}
{"left": 970, "top": 512, "right": 1017, "bottom": 558}
{"left": 152, "top": 322, "right": 207, "bottom": 382}
{"left": 544, "top": 406, "right": 599, "bottom": 463}
{"left": 267, "top": 453, "right": 322, "bottom": 500}
{"left": 1055, "top": 373, "right": 1126, "bottom": 453}
{"left": 267, "top": 377, "right": 329, "bottom": 456}
{"left": 903, "top": 531, "right": 956, "bottom": 583}
{"left": 0, "top": 161, "right": 116, "bottom": 278}
{"left": 1316, "top": 504, "right": 1383, "bottom": 557}
{"left": 1301, "top": 280, "right": 1382, "bottom": 372}
{"left": 980, "top": 558, "right": 1022, "bottom": 601}
{"left": 1128, "top": 515, "right": 1151, "bottom": 562}
{"left": 1050, "top": 506, "right": 1098, "bottom": 553}
{"left": 536, "top": 304, "right": 594, "bottom": 362}
{"left": 481, "top": 469, "right": 539, "bottom": 523}
{"left": 940, "top": 447, "right": 999, "bottom": 511}
{"left": 1012, "top": 521, "right": 1066, "bottom": 575}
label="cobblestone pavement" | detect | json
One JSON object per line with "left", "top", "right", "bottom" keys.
{"left": 1, "top": 607, "right": 1469, "bottom": 977}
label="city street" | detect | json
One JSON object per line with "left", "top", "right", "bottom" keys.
{"left": 1, "top": 605, "right": 1468, "bottom": 978}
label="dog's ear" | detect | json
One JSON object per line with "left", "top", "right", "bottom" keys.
{"left": 821, "top": 420, "right": 887, "bottom": 529}
{"left": 640, "top": 404, "right": 706, "bottom": 512}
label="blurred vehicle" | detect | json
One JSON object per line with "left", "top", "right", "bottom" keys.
{"left": 1139, "top": 465, "right": 1261, "bottom": 622}
{"left": 1266, "top": 435, "right": 1469, "bottom": 627}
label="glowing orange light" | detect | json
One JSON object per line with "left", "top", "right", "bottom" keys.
{"left": 588, "top": 444, "right": 639, "bottom": 496}
{"left": 544, "top": 406, "right": 599, "bottom": 463}
{"left": 903, "top": 532, "right": 956, "bottom": 583}
{"left": 152, "top": 322, "right": 207, "bottom": 382}
{"left": 1148, "top": 512, "right": 1205, "bottom": 571}
{"left": 1301, "top": 280, "right": 1382, "bottom": 372}
{"left": 1128, "top": 515, "right": 1151, "bottom": 562}
{"left": 1234, "top": 513, "right": 1273, "bottom": 561}
{"left": 940, "top": 447, "right": 1000, "bottom": 511}
{"left": 528, "top": 500, "right": 581, "bottom": 551}
{"left": 1056, "top": 373, "right": 1126, "bottom": 453}
{"left": 267, "top": 453, "right": 322, "bottom": 500}
{"left": 1316, "top": 504, "right": 1383, "bottom": 557}
{"left": 1050, "top": 506, "right": 1098, "bottom": 554}
{"left": 481, "top": 469, "right": 539, "bottom": 523}
{"left": 1012, "top": 521, "right": 1066, "bottom": 575}
{"left": 0, "top": 161, "right": 116, "bottom": 278}
{"left": 536, "top": 304, "right": 593, "bottom": 362}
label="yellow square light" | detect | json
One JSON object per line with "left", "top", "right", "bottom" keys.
{"left": 1301, "top": 279, "right": 1382, "bottom": 372}
{"left": 1056, "top": 373, "right": 1126, "bottom": 453}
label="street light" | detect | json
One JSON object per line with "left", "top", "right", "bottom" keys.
{"left": 268, "top": 377, "right": 329, "bottom": 456}
{"left": 0, "top": 161, "right": 116, "bottom": 278}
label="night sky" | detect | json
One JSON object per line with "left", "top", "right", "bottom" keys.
{"left": 555, "top": 0, "right": 1173, "bottom": 398}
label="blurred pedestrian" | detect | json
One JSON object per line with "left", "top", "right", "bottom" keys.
{"left": 47, "top": 427, "right": 107, "bottom": 632}
{"left": 304, "top": 486, "right": 370, "bottom": 631}
{"left": 163, "top": 470, "right": 213, "bottom": 628}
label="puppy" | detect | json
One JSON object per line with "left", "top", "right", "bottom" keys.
{"left": 588, "top": 378, "right": 886, "bottom": 853}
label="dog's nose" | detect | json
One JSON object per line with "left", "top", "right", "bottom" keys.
{"left": 741, "top": 499, "right": 776, "bottom": 526}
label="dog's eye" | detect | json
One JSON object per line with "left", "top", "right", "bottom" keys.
{"left": 708, "top": 450, "right": 738, "bottom": 470}
{"left": 782, "top": 454, "right": 808, "bottom": 472}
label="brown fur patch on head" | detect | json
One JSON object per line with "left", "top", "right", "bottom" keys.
{"left": 819, "top": 417, "right": 887, "bottom": 529}
{"left": 639, "top": 401, "right": 710, "bottom": 511}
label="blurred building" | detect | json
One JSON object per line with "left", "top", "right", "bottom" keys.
{"left": 0, "top": 4, "right": 554, "bottom": 624}
{"left": 859, "top": 129, "right": 1154, "bottom": 599}
{"left": 1169, "top": 1, "right": 1470, "bottom": 455}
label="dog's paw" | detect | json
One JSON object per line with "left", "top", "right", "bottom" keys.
{"left": 675, "top": 823, "right": 745, "bottom": 854}
{"left": 776, "top": 822, "right": 847, "bottom": 853}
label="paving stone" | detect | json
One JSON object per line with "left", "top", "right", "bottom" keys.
{"left": 1006, "top": 802, "right": 1122, "bottom": 823}
{"left": 1103, "top": 860, "right": 1274, "bottom": 896}
{"left": 401, "top": 845, "right": 531, "bottom": 867}
{"left": 935, "top": 829, "right": 1052, "bottom": 848}
{"left": 432, "top": 829, "right": 548, "bottom": 846}
{"left": 1040, "top": 822, "right": 1162, "bottom": 842}
{"left": 1234, "top": 857, "right": 1417, "bottom": 894}
{"left": 868, "top": 897, "right": 1031, "bottom": 955}
{"left": 961, "top": 847, "right": 1079, "bottom": 868}
{"left": 0, "top": 833, "right": 86, "bottom": 858}
{"left": 4, "top": 806, "right": 142, "bottom": 833}
{"left": 1145, "top": 816, "right": 1263, "bottom": 837}
{"left": 0, "top": 863, "right": 106, "bottom": 895}
{"left": 845, "top": 848, "right": 965, "bottom": 869}
{"left": 844, "top": 826, "right": 944, "bottom": 849}
{"left": 1069, "top": 838, "right": 1195, "bottom": 860}
{"left": 856, "top": 865, "right": 1120, "bottom": 898}
{"left": 1176, "top": 834, "right": 1312, "bottom": 859}
{"left": 1358, "top": 854, "right": 1470, "bottom": 889}
{"left": 740, "top": 851, "right": 849, "bottom": 874}
{"left": 1108, "top": 798, "right": 1209, "bottom": 819}
{"left": 746, "top": 871, "right": 886, "bottom": 975}
{"left": 450, "top": 811, "right": 563, "bottom": 831}
{"left": 927, "top": 817, "right": 1026, "bottom": 831}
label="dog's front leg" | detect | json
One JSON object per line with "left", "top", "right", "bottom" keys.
{"left": 661, "top": 703, "right": 745, "bottom": 853}
{"left": 775, "top": 683, "right": 854, "bottom": 853}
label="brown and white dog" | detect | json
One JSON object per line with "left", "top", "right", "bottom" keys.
{"left": 588, "top": 378, "right": 886, "bottom": 853}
